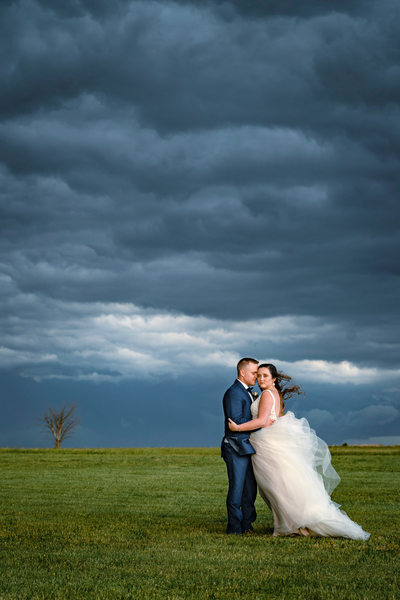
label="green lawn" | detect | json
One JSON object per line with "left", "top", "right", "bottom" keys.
{"left": 0, "top": 446, "right": 399, "bottom": 600}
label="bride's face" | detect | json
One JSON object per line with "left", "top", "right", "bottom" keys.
{"left": 257, "top": 367, "right": 276, "bottom": 390}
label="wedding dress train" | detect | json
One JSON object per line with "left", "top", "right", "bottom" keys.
{"left": 250, "top": 392, "right": 370, "bottom": 540}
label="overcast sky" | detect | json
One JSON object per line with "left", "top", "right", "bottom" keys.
{"left": 1, "top": 0, "right": 399, "bottom": 448}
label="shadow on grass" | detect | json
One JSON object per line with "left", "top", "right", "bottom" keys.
{"left": 195, "top": 519, "right": 275, "bottom": 537}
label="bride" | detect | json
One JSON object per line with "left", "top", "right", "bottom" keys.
{"left": 228, "top": 363, "right": 370, "bottom": 540}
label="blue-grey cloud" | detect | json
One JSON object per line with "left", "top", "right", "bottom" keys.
{"left": 1, "top": 0, "right": 399, "bottom": 446}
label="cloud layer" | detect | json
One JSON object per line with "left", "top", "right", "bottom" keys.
{"left": 1, "top": 0, "right": 399, "bottom": 445}
{"left": 2, "top": 277, "right": 400, "bottom": 386}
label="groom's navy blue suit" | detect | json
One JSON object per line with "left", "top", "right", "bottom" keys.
{"left": 221, "top": 379, "right": 257, "bottom": 534}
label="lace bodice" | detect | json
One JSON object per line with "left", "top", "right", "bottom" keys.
{"left": 251, "top": 389, "right": 279, "bottom": 422}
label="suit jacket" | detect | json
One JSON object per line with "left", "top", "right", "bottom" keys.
{"left": 222, "top": 379, "right": 256, "bottom": 456}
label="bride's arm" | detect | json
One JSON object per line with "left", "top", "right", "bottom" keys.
{"left": 228, "top": 392, "right": 274, "bottom": 432}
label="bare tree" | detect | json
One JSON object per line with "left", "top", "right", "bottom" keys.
{"left": 42, "top": 405, "right": 79, "bottom": 448}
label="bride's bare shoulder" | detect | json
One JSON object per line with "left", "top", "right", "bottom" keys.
{"left": 259, "top": 390, "right": 274, "bottom": 402}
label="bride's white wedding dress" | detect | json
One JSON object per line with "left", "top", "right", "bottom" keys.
{"left": 250, "top": 391, "right": 370, "bottom": 540}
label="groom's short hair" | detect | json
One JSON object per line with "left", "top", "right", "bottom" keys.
{"left": 237, "top": 357, "right": 258, "bottom": 376}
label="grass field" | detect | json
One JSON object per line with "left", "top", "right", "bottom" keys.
{"left": 0, "top": 446, "right": 399, "bottom": 600}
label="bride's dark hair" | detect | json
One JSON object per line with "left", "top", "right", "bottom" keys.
{"left": 258, "top": 363, "right": 304, "bottom": 414}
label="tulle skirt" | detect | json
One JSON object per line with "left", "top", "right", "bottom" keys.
{"left": 250, "top": 412, "right": 370, "bottom": 540}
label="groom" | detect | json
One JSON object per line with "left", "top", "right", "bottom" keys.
{"left": 221, "top": 357, "right": 258, "bottom": 534}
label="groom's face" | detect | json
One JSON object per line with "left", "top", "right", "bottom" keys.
{"left": 240, "top": 364, "right": 259, "bottom": 387}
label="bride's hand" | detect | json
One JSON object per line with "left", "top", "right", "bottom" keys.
{"left": 228, "top": 418, "right": 239, "bottom": 431}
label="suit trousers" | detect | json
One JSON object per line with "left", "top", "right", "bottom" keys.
{"left": 222, "top": 443, "right": 257, "bottom": 534}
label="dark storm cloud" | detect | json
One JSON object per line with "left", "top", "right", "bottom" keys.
{"left": 0, "top": 0, "right": 399, "bottom": 383}
{"left": 2, "top": 0, "right": 400, "bottom": 131}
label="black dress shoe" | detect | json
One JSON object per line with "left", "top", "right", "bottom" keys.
{"left": 243, "top": 528, "right": 255, "bottom": 534}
